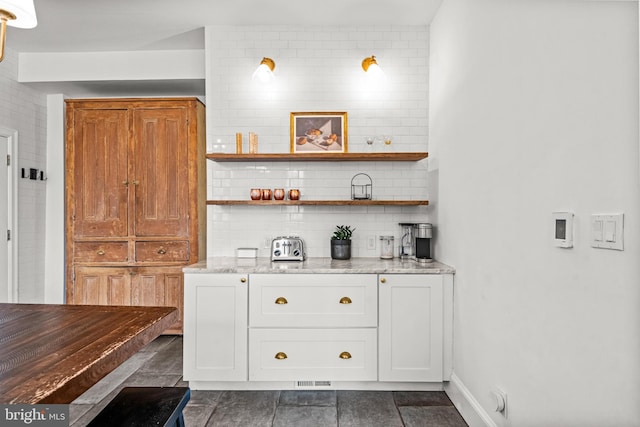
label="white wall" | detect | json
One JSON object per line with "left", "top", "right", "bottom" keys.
{"left": 44, "top": 94, "right": 65, "bottom": 303}
{"left": 205, "top": 25, "right": 432, "bottom": 257}
{"left": 430, "top": 1, "right": 640, "bottom": 426}
{"left": 0, "top": 48, "right": 48, "bottom": 302}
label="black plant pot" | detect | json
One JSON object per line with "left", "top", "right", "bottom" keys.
{"left": 330, "top": 239, "right": 351, "bottom": 260}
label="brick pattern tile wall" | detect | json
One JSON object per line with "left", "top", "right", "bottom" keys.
{"left": 205, "top": 25, "right": 432, "bottom": 258}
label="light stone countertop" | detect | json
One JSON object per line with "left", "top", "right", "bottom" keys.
{"left": 183, "top": 257, "right": 455, "bottom": 274}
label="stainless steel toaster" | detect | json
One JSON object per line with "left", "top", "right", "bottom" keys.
{"left": 271, "top": 236, "right": 306, "bottom": 261}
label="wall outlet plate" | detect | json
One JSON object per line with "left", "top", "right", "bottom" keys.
{"left": 490, "top": 388, "right": 508, "bottom": 418}
{"left": 367, "top": 235, "right": 376, "bottom": 250}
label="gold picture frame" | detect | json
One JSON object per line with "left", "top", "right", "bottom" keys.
{"left": 290, "top": 112, "right": 348, "bottom": 154}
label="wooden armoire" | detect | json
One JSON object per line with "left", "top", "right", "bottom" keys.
{"left": 65, "top": 98, "right": 207, "bottom": 334}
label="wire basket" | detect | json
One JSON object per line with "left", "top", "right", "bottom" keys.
{"left": 351, "top": 173, "right": 372, "bottom": 200}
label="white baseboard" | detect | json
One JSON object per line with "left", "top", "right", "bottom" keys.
{"left": 445, "top": 373, "right": 498, "bottom": 427}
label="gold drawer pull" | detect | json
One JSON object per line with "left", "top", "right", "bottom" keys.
{"left": 96, "top": 249, "right": 106, "bottom": 256}
{"left": 240, "top": 277, "right": 247, "bottom": 283}
{"left": 157, "top": 247, "right": 167, "bottom": 255}
{"left": 275, "top": 352, "right": 288, "bottom": 360}
{"left": 380, "top": 278, "right": 386, "bottom": 284}
{"left": 132, "top": 180, "right": 140, "bottom": 186}
{"left": 122, "top": 180, "right": 129, "bottom": 187}
{"left": 339, "top": 351, "right": 352, "bottom": 360}
{"left": 339, "top": 296, "right": 352, "bottom": 304}
{"left": 275, "top": 297, "right": 288, "bottom": 305}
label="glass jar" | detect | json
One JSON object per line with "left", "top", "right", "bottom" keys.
{"left": 379, "top": 235, "right": 394, "bottom": 259}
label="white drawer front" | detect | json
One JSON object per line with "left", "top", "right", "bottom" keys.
{"left": 249, "top": 274, "right": 377, "bottom": 327}
{"left": 249, "top": 328, "right": 377, "bottom": 381}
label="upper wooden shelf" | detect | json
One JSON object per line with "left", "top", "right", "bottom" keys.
{"left": 206, "top": 152, "right": 428, "bottom": 162}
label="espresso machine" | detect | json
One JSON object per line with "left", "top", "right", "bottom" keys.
{"left": 398, "top": 222, "right": 433, "bottom": 263}
{"left": 414, "top": 223, "right": 433, "bottom": 263}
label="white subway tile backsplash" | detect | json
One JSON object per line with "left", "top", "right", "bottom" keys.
{"left": 205, "top": 25, "right": 432, "bottom": 257}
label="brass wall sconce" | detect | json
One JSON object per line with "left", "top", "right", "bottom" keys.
{"left": 252, "top": 57, "right": 276, "bottom": 83}
{"left": 0, "top": 0, "right": 37, "bottom": 62}
{"left": 362, "top": 55, "right": 386, "bottom": 80}
{"left": 361, "top": 55, "right": 379, "bottom": 72}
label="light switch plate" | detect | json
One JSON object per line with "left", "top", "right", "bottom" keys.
{"left": 591, "top": 213, "right": 624, "bottom": 250}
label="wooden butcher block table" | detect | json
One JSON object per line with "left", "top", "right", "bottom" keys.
{"left": 0, "top": 303, "right": 178, "bottom": 404}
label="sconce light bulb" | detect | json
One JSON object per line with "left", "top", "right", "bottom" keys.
{"left": 252, "top": 57, "right": 276, "bottom": 83}
{"left": 362, "top": 55, "right": 386, "bottom": 82}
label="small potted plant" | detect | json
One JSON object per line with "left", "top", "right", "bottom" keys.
{"left": 331, "top": 225, "right": 355, "bottom": 260}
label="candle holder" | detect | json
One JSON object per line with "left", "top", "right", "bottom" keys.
{"left": 351, "top": 173, "right": 372, "bottom": 200}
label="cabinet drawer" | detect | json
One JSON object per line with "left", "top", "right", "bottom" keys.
{"left": 135, "top": 241, "right": 190, "bottom": 262}
{"left": 74, "top": 242, "right": 128, "bottom": 262}
{"left": 249, "top": 274, "right": 377, "bottom": 327}
{"left": 249, "top": 329, "right": 377, "bottom": 381}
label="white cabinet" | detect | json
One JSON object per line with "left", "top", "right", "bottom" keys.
{"left": 378, "top": 274, "right": 445, "bottom": 382}
{"left": 183, "top": 273, "right": 248, "bottom": 381}
{"left": 183, "top": 269, "right": 453, "bottom": 389}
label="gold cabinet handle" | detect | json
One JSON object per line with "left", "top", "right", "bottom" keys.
{"left": 275, "top": 297, "right": 288, "bottom": 305}
{"left": 275, "top": 352, "right": 288, "bottom": 360}
{"left": 122, "top": 180, "right": 129, "bottom": 187}
{"left": 157, "top": 247, "right": 167, "bottom": 255}
{"left": 380, "top": 278, "right": 387, "bottom": 284}
{"left": 339, "top": 351, "right": 352, "bottom": 360}
{"left": 132, "top": 180, "right": 140, "bottom": 186}
{"left": 96, "top": 249, "right": 105, "bottom": 256}
{"left": 240, "top": 277, "right": 246, "bottom": 283}
{"left": 339, "top": 296, "right": 352, "bottom": 304}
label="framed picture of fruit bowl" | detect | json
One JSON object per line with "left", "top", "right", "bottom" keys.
{"left": 290, "top": 112, "right": 348, "bottom": 154}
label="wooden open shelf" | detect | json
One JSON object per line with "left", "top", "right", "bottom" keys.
{"left": 206, "top": 152, "right": 428, "bottom": 162}
{"left": 207, "top": 200, "right": 429, "bottom": 206}
{"left": 206, "top": 151, "right": 429, "bottom": 207}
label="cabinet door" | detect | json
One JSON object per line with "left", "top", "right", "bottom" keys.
{"left": 183, "top": 274, "right": 248, "bottom": 382}
{"left": 71, "top": 109, "right": 129, "bottom": 238}
{"left": 379, "top": 274, "right": 444, "bottom": 382}
{"left": 73, "top": 266, "right": 132, "bottom": 306}
{"left": 131, "top": 267, "right": 184, "bottom": 334}
{"left": 132, "top": 107, "right": 190, "bottom": 238}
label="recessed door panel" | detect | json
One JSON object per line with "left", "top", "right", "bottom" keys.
{"left": 72, "top": 109, "right": 129, "bottom": 238}
{"left": 133, "top": 108, "right": 189, "bottom": 237}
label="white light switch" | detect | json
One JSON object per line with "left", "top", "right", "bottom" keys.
{"left": 604, "top": 221, "right": 616, "bottom": 242}
{"left": 592, "top": 219, "right": 603, "bottom": 242}
{"left": 591, "top": 214, "right": 624, "bottom": 250}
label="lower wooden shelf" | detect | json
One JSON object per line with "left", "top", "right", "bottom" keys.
{"left": 207, "top": 200, "right": 429, "bottom": 206}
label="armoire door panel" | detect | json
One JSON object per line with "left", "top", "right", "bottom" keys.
{"left": 130, "top": 268, "right": 184, "bottom": 333}
{"left": 74, "top": 267, "right": 132, "bottom": 306}
{"left": 73, "top": 109, "right": 129, "bottom": 238}
{"left": 131, "top": 272, "right": 166, "bottom": 307}
{"left": 133, "top": 108, "right": 190, "bottom": 237}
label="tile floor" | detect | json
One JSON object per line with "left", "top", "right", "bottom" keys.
{"left": 70, "top": 336, "right": 468, "bottom": 427}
